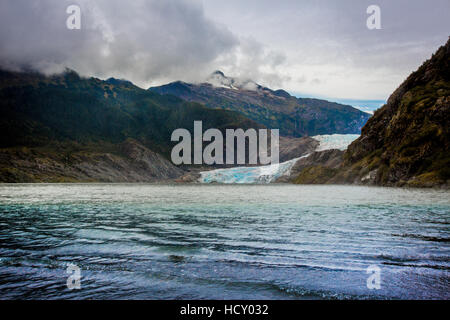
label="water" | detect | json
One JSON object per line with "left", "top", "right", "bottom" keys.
{"left": 199, "top": 134, "right": 358, "bottom": 184}
{"left": 0, "top": 184, "right": 449, "bottom": 300}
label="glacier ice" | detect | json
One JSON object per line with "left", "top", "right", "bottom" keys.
{"left": 199, "top": 134, "right": 359, "bottom": 184}
{"left": 199, "top": 155, "right": 309, "bottom": 184}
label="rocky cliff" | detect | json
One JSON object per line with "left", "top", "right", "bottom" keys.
{"left": 0, "top": 139, "right": 183, "bottom": 183}
{"left": 293, "top": 38, "right": 450, "bottom": 188}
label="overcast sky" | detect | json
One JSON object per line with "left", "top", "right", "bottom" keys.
{"left": 0, "top": 0, "right": 449, "bottom": 100}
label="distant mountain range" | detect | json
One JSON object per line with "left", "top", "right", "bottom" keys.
{"left": 150, "top": 71, "right": 371, "bottom": 137}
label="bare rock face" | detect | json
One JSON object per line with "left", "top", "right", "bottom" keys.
{"left": 175, "top": 171, "right": 202, "bottom": 183}
{"left": 119, "top": 139, "right": 184, "bottom": 180}
{"left": 279, "top": 136, "right": 319, "bottom": 162}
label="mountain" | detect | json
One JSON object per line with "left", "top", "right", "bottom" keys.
{"left": 0, "top": 69, "right": 264, "bottom": 182}
{"left": 150, "top": 71, "right": 371, "bottom": 137}
{"left": 294, "top": 38, "right": 450, "bottom": 188}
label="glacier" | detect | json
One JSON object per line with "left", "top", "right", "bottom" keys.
{"left": 199, "top": 134, "right": 359, "bottom": 184}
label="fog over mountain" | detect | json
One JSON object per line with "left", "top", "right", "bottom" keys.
{"left": 1, "top": 0, "right": 449, "bottom": 101}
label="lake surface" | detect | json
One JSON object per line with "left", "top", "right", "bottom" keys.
{"left": 0, "top": 184, "right": 449, "bottom": 299}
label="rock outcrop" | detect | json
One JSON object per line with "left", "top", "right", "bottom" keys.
{"left": 277, "top": 149, "right": 344, "bottom": 183}
{"left": 0, "top": 139, "right": 184, "bottom": 183}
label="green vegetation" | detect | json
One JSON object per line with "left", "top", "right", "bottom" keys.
{"left": 293, "top": 166, "right": 339, "bottom": 184}
{"left": 0, "top": 69, "right": 261, "bottom": 157}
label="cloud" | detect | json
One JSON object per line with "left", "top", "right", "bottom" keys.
{"left": 1, "top": 0, "right": 449, "bottom": 99}
{"left": 203, "top": 0, "right": 450, "bottom": 99}
{"left": 0, "top": 0, "right": 290, "bottom": 90}
{"left": 212, "top": 36, "right": 289, "bottom": 89}
{"left": 0, "top": 0, "right": 295, "bottom": 90}
{"left": 0, "top": 0, "right": 238, "bottom": 87}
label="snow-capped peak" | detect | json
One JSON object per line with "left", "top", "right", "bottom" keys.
{"left": 205, "top": 71, "right": 259, "bottom": 91}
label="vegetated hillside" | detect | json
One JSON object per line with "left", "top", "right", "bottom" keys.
{"left": 150, "top": 71, "right": 371, "bottom": 137}
{"left": 0, "top": 69, "right": 263, "bottom": 182}
{"left": 294, "top": 38, "right": 450, "bottom": 188}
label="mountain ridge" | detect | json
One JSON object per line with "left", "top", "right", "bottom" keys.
{"left": 150, "top": 71, "right": 371, "bottom": 137}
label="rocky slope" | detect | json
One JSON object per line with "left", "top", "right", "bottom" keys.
{"left": 150, "top": 71, "right": 371, "bottom": 137}
{"left": 279, "top": 149, "right": 344, "bottom": 184}
{"left": 279, "top": 136, "right": 319, "bottom": 162}
{"left": 293, "top": 38, "right": 450, "bottom": 188}
{"left": 0, "top": 139, "right": 183, "bottom": 183}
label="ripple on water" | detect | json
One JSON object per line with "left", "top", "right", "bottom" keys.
{"left": 0, "top": 184, "right": 449, "bottom": 299}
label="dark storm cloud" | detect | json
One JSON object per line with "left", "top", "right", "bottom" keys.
{"left": 0, "top": 0, "right": 240, "bottom": 86}
{"left": 0, "top": 0, "right": 449, "bottom": 98}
